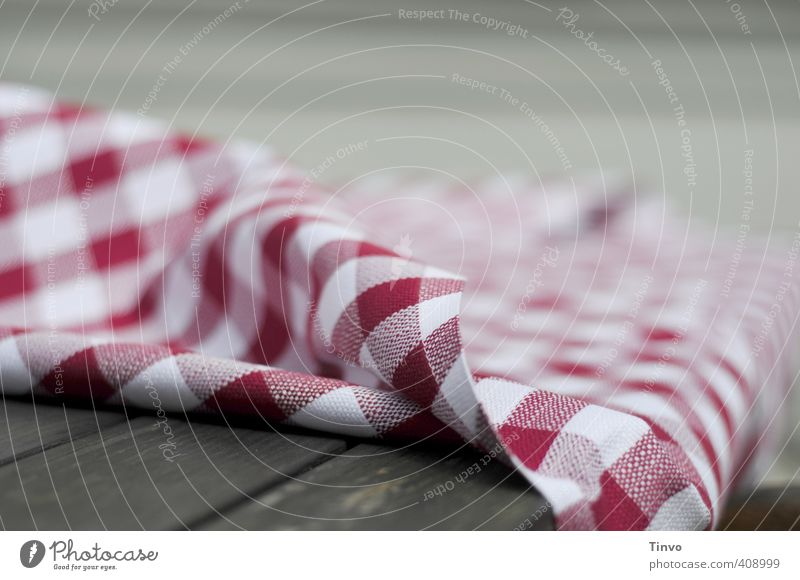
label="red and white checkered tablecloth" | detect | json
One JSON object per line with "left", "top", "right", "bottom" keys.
{"left": 0, "top": 83, "right": 797, "bottom": 530}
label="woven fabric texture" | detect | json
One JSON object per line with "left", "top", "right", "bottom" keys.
{"left": 0, "top": 84, "right": 797, "bottom": 530}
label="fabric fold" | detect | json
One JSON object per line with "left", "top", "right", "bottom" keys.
{"left": 0, "top": 83, "right": 797, "bottom": 530}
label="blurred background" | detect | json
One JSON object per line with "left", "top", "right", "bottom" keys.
{"left": 1, "top": 0, "right": 798, "bottom": 487}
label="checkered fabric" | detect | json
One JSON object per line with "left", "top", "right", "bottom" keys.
{"left": 0, "top": 83, "right": 798, "bottom": 530}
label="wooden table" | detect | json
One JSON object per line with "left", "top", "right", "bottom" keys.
{"left": 1, "top": 0, "right": 798, "bottom": 532}
{"left": 2, "top": 397, "right": 797, "bottom": 531}
{"left": 0, "top": 398, "right": 553, "bottom": 530}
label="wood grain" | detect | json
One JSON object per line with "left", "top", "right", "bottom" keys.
{"left": 720, "top": 487, "right": 800, "bottom": 531}
{"left": 0, "top": 398, "right": 126, "bottom": 466}
{"left": 0, "top": 412, "right": 346, "bottom": 530}
{"left": 201, "top": 442, "right": 553, "bottom": 530}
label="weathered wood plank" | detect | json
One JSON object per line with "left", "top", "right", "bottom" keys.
{"left": 200, "top": 442, "right": 553, "bottom": 530}
{"left": 0, "top": 414, "right": 347, "bottom": 530}
{"left": 0, "top": 398, "right": 125, "bottom": 466}
{"left": 720, "top": 487, "right": 800, "bottom": 531}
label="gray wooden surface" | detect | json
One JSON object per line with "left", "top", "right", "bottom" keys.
{"left": 0, "top": 398, "right": 553, "bottom": 530}
{"left": 2, "top": 397, "right": 797, "bottom": 530}
{"left": 203, "top": 441, "right": 545, "bottom": 531}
